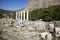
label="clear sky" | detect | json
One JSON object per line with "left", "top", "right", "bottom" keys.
{"left": 0, "top": 0, "right": 28, "bottom": 11}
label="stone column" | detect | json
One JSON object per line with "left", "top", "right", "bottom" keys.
{"left": 16, "top": 11, "right": 18, "bottom": 19}
{"left": 24, "top": 10, "right": 25, "bottom": 20}
{"left": 27, "top": 10, "right": 29, "bottom": 21}
{"left": 19, "top": 11, "right": 20, "bottom": 19}
{"left": 21, "top": 11, "right": 22, "bottom": 20}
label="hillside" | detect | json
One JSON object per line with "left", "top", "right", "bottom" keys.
{"left": 24, "top": 0, "right": 60, "bottom": 11}
{"left": 29, "top": 5, "right": 60, "bottom": 21}
{"left": 0, "top": 9, "right": 16, "bottom": 18}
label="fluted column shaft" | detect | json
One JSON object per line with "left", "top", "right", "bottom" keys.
{"left": 27, "top": 10, "right": 29, "bottom": 21}
{"left": 16, "top": 11, "right": 18, "bottom": 19}
{"left": 21, "top": 11, "right": 22, "bottom": 20}
{"left": 24, "top": 10, "right": 25, "bottom": 20}
{"left": 19, "top": 11, "right": 20, "bottom": 19}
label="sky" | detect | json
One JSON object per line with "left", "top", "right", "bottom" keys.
{"left": 0, "top": 0, "right": 28, "bottom": 11}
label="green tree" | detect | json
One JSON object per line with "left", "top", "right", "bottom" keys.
{"left": 29, "top": 5, "right": 60, "bottom": 21}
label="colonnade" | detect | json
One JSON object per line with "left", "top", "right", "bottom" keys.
{"left": 16, "top": 10, "right": 29, "bottom": 21}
